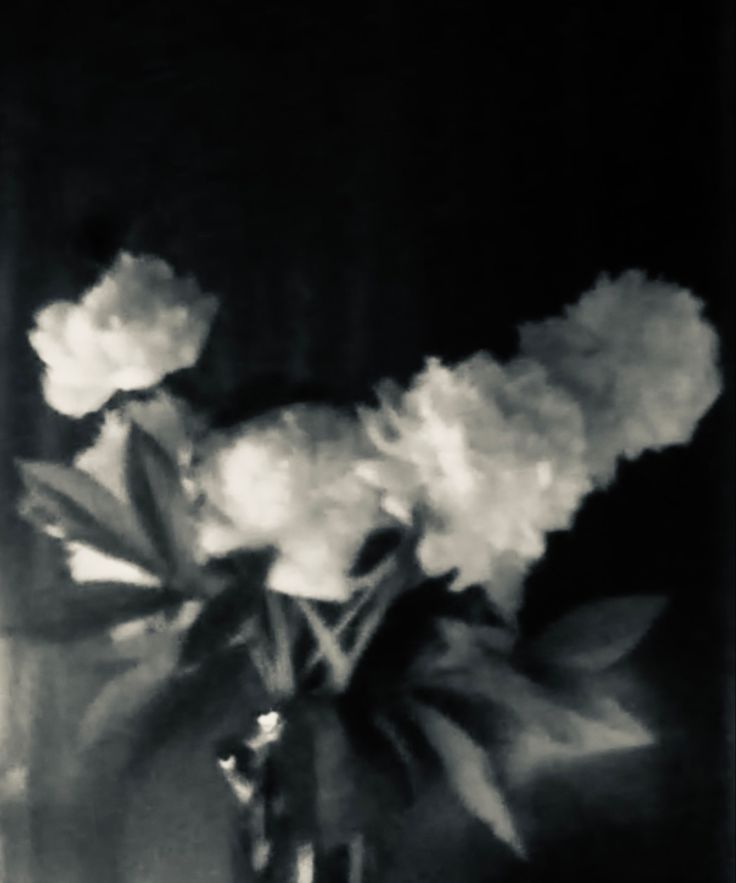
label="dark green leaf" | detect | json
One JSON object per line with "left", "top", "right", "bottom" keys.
{"left": 2, "top": 582, "right": 183, "bottom": 643}
{"left": 124, "top": 423, "right": 195, "bottom": 579}
{"left": 413, "top": 703, "right": 525, "bottom": 856}
{"left": 526, "top": 596, "right": 667, "bottom": 672}
{"left": 18, "top": 461, "right": 160, "bottom": 572}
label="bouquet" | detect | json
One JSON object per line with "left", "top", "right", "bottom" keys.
{"left": 9, "top": 253, "right": 722, "bottom": 881}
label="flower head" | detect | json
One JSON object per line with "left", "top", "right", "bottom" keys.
{"left": 29, "top": 252, "right": 218, "bottom": 417}
{"left": 360, "top": 354, "right": 592, "bottom": 612}
{"left": 519, "top": 271, "right": 721, "bottom": 482}
{"left": 195, "top": 404, "right": 391, "bottom": 600}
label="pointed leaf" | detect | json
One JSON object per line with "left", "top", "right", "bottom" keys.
{"left": 503, "top": 694, "right": 653, "bottom": 784}
{"left": 18, "top": 460, "right": 160, "bottom": 571}
{"left": 2, "top": 582, "right": 183, "bottom": 642}
{"left": 180, "top": 582, "right": 258, "bottom": 665}
{"left": 413, "top": 703, "right": 525, "bottom": 856}
{"left": 79, "top": 647, "right": 179, "bottom": 748}
{"left": 415, "top": 660, "right": 655, "bottom": 784}
{"left": 527, "top": 596, "right": 667, "bottom": 671}
{"left": 124, "top": 423, "right": 195, "bottom": 577}
{"left": 310, "top": 706, "right": 361, "bottom": 848}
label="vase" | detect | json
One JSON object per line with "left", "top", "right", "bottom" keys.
{"left": 219, "top": 703, "right": 370, "bottom": 883}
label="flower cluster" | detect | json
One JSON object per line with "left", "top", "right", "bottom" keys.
{"left": 194, "top": 404, "right": 391, "bottom": 601}
{"left": 15, "top": 253, "right": 723, "bottom": 870}
{"left": 24, "top": 255, "right": 721, "bottom": 610}
{"left": 519, "top": 270, "right": 722, "bottom": 482}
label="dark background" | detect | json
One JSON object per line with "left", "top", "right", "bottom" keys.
{"left": 0, "top": 2, "right": 733, "bottom": 882}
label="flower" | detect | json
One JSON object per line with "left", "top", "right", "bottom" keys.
{"left": 360, "top": 354, "right": 592, "bottom": 613}
{"left": 195, "top": 404, "right": 391, "bottom": 600}
{"left": 29, "top": 252, "right": 218, "bottom": 417}
{"left": 519, "top": 270, "right": 722, "bottom": 482}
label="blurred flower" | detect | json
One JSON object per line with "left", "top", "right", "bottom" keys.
{"left": 519, "top": 270, "right": 722, "bottom": 482}
{"left": 29, "top": 252, "right": 218, "bottom": 417}
{"left": 360, "top": 355, "right": 592, "bottom": 613}
{"left": 195, "top": 404, "right": 391, "bottom": 600}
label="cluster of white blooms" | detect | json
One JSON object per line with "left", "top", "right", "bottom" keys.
{"left": 29, "top": 252, "right": 218, "bottom": 417}
{"left": 358, "top": 355, "right": 592, "bottom": 613}
{"left": 195, "top": 404, "right": 391, "bottom": 601}
{"left": 28, "top": 256, "right": 721, "bottom": 606}
{"left": 519, "top": 271, "right": 722, "bottom": 482}
{"left": 356, "top": 272, "right": 721, "bottom": 612}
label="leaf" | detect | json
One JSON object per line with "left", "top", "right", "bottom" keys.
{"left": 414, "top": 659, "right": 654, "bottom": 785}
{"left": 79, "top": 647, "right": 179, "bottom": 748}
{"left": 127, "top": 646, "right": 264, "bottom": 770}
{"left": 349, "top": 527, "right": 403, "bottom": 578}
{"left": 18, "top": 460, "right": 160, "bottom": 572}
{"left": 436, "top": 617, "right": 516, "bottom": 662}
{"left": 413, "top": 703, "right": 525, "bottom": 856}
{"left": 526, "top": 596, "right": 667, "bottom": 671}
{"left": 2, "top": 582, "right": 183, "bottom": 642}
{"left": 124, "top": 423, "right": 195, "bottom": 579}
{"left": 503, "top": 694, "right": 653, "bottom": 785}
{"left": 179, "top": 582, "right": 258, "bottom": 665}
{"left": 310, "top": 705, "right": 361, "bottom": 848}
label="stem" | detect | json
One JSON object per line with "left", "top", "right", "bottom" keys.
{"left": 264, "top": 591, "right": 295, "bottom": 697}
{"left": 295, "top": 599, "right": 351, "bottom": 691}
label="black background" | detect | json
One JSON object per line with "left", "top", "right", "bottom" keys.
{"left": 0, "top": 2, "right": 733, "bottom": 882}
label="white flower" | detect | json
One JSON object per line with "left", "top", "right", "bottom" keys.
{"left": 29, "top": 252, "right": 218, "bottom": 417}
{"left": 360, "top": 354, "right": 592, "bottom": 612}
{"left": 195, "top": 404, "right": 391, "bottom": 600}
{"left": 519, "top": 270, "right": 722, "bottom": 482}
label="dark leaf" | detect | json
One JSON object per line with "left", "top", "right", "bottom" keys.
{"left": 349, "top": 528, "right": 403, "bottom": 578}
{"left": 2, "top": 582, "right": 183, "bottom": 642}
{"left": 415, "top": 661, "right": 652, "bottom": 785}
{"left": 413, "top": 703, "right": 525, "bottom": 856}
{"left": 79, "top": 647, "right": 179, "bottom": 748}
{"left": 525, "top": 596, "right": 667, "bottom": 672}
{"left": 124, "top": 424, "right": 195, "bottom": 579}
{"left": 18, "top": 461, "right": 160, "bottom": 572}
{"left": 309, "top": 705, "right": 362, "bottom": 848}
{"left": 180, "top": 582, "right": 259, "bottom": 665}
{"left": 128, "top": 646, "right": 264, "bottom": 770}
